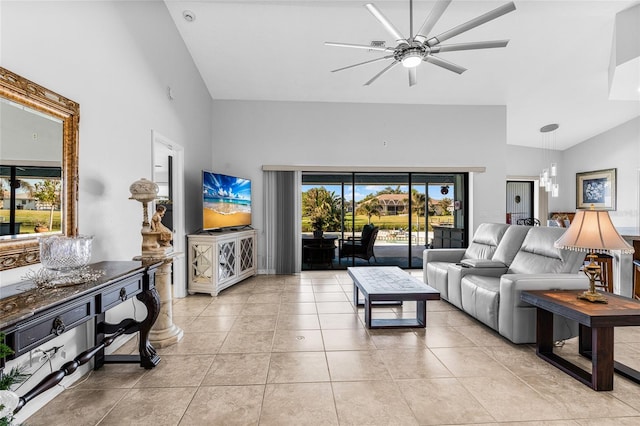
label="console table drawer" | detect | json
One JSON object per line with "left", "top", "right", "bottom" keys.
{"left": 100, "top": 276, "right": 143, "bottom": 312}
{"left": 13, "top": 300, "right": 94, "bottom": 354}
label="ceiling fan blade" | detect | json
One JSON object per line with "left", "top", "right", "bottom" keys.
{"left": 425, "top": 55, "right": 467, "bottom": 74}
{"left": 324, "top": 42, "right": 392, "bottom": 52}
{"left": 364, "top": 60, "right": 400, "bottom": 86}
{"left": 431, "top": 40, "right": 509, "bottom": 53}
{"left": 408, "top": 67, "right": 417, "bottom": 87}
{"left": 365, "top": 3, "right": 406, "bottom": 43}
{"left": 331, "top": 55, "right": 394, "bottom": 73}
{"left": 427, "top": 2, "right": 516, "bottom": 47}
{"left": 414, "top": 0, "right": 452, "bottom": 44}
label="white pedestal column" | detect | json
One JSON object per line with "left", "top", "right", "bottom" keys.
{"left": 135, "top": 251, "right": 184, "bottom": 348}
{"left": 148, "top": 256, "right": 184, "bottom": 347}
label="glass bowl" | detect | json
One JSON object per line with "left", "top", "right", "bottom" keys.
{"left": 39, "top": 235, "right": 93, "bottom": 272}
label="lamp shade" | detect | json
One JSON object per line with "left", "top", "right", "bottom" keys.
{"left": 554, "top": 209, "right": 635, "bottom": 254}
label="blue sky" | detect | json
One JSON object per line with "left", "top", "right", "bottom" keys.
{"left": 302, "top": 184, "right": 450, "bottom": 202}
{"left": 203, "top": 171, "right": 251, "bottom": 201}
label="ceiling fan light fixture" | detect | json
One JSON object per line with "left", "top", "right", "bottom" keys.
{"left": 327, "top": 1, "right": 516, "bottom": 86}
{"left": 401, "top": 51, "right": 423, "bottom": 68}
{"left": 365, "top": 3, "right": 405, "bottom": 42}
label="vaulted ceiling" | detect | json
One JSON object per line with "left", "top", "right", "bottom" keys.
{"left": 165, "top": 0, "right": 640, "bottom": 150}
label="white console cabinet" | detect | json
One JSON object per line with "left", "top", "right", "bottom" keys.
{"left": 187, "top": 229, "right": 257, "bottom": 296}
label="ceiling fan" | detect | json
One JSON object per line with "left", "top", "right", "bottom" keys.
{"left": 325, "top": 0, "right": 516, "bottom": 86}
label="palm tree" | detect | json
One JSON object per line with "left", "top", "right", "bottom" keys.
{"left": 356, "top": 197, "right": 382, "bottom": 225}
{"left": 19, "top": 180, "right": 34, "bottom": 196}
{"left": 404, "top": 189, "right": 426, "bottom": 245}
{"left": 302, "top": 187, "right": 341, "bottom": 233}
{"left": 0, "top": 178, "right": 6, "bottom": 200}
{"left": 438, "top": 197, "right": 453, "bottom": 216}
{"left": 378, "top": 186, "right": 404, "bottom": 195}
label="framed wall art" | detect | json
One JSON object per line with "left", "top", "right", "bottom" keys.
{"left": 576, "top": 168, "right": 616, "bottom": 210}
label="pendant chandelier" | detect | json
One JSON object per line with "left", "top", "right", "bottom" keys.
{"left": 539, "top": 123, "right": 559, "bottom": 198}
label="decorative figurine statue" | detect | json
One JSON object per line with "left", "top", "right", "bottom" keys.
{"left": 129, "top": 178, "right": 183, "bottom": 347}
{"left": 151, "top": 205, "right": 172, "bottom": 247}
{"left": 129, "top": 178, "right": 167, "bottom": 255}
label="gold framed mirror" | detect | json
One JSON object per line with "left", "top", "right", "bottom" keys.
{"left": 0, "top": 67, "right": 79, "bottom": 271}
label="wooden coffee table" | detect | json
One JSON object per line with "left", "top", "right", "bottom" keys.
{"left": 348, "top": 266, "right": 440, "bottom": 329}
{"left": 521, "top": 289, "right": 640, "bottom": 391}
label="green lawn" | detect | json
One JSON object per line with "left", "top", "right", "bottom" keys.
{"left": 302, "top": 213, "right": 454, "bottom": 232}
{"left": 0, "top": 209, "right": 62, "bottom": 233}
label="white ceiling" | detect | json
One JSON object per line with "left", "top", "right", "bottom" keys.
{"left": 164, "top": 0, "right": 640, "bottom": 150}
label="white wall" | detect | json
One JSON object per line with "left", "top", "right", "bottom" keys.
{"left": 506, "top": 117, "right": 640, "bottom": 230}
{"left": 211, "top": 100, "right": 507, "bottom": 271}
{"left": 506, "top": 144, "right": 562, "bottom": 178}
{"left": 1, "top": 1, "right": 212, "bottom": 420}
{"left": 558, "top": 116, "right": 640, "bottom": 229}
{"left": 1, "top": 0, "right": 212, "bottom": 280}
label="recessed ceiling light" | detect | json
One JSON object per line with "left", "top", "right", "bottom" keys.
{"left": 183, "top": 10, "right": 195, "bottom": 22}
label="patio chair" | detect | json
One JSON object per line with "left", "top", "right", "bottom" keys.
{"left": 339, "top": 224, "right": 379, "bottom": 264}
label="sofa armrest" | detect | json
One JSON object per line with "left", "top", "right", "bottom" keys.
{"left": 500, "top": 273, "right": 589, "bottom": 307}
{"left": 450, "top": 265, "right": 509, "bottom": 282}
{"left": 460, "top": 259, "right": 507, "bottom": 268}
{"left": 423, "top": 248, "right": 467, "bottom": 289}
{"left": 423, "top": 248, "right": 466, "bottom": 265}
{"left": 498, "top": 273, "right": 589, "bottom": 343}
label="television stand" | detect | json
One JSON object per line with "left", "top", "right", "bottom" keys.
{"left": 187, "top": 229, "right": 257, "bottom": 296}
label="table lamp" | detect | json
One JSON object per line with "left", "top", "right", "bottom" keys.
{"left": 554, "top": 207, "right": 635, "bottom": 303}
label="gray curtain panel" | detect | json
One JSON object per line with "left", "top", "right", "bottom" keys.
{"left": 264, "top": 170, "right": 301, "bottom": 274}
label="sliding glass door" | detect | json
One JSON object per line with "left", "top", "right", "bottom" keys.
{"left": 301, "top": 172, "right": 468, "bottom": 270}
{"left": 353, "top": 173, "right": 410, "bottom": 268}
{"left": 413, "top": 173, "right": 467, "bottom": 262}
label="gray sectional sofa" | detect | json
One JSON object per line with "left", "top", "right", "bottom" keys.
{"left": 423, "top": 223, "right": 588, "bottom": 344}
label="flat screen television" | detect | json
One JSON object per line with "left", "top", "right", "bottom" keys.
{"left": 202, "top": 170, "right": 252, "bottom": 230}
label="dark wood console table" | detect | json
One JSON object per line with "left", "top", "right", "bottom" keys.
{"left": 522, "top": 289, "right": 640, "bottom": 391}
{"left": 0, "top": 260, "right": 161, "bottom": 412}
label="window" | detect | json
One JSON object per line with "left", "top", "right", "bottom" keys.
{"left": 301, "top": 172, "right": 467, "bottom": 269}
{"left": 0, "top": 165, "right": 63, "bottom": 236}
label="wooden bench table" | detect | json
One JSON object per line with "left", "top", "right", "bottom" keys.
{"left": 348, "top": 266, "right": 440, "bottom": 329}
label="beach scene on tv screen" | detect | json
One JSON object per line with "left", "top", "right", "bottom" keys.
{"left": 203, "top": 172, "right": 251, "bottom": 229}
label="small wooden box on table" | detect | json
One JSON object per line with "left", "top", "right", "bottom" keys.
{"left": 348, "top": 266, "right": 440, "bottom": 329}
{"left": 521, "top": 289, "right": 640, "bottom": 391}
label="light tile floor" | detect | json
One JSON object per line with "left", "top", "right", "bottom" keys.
{"left": 25, "top": 271, "right": 640, "bottom": 425}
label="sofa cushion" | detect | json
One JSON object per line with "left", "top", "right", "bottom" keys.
{"left": 462, "top": 223, "right": 510, "bottom": 260}
{"left": 460, "top": 275, "right": 501, "bottom": 330}
{"left": 491, "top": 225, "right": 531, "bottom": 266}
{"left": 449, "top": 264, "right": 507, "bottom": 310}
{"left": 508, "top": 227, "right": 585, "bottom": 274}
